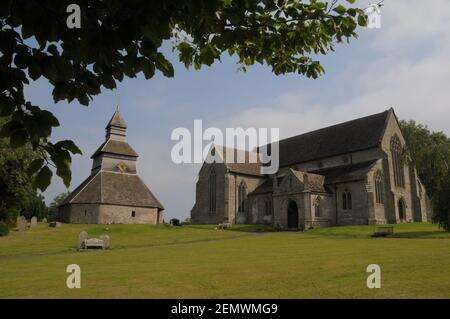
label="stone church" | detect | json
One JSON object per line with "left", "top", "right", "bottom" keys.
{"left": 59, "top": 110, "right": 164, "bottom": 224}
{"left": 191, "top": 109, "right": 432, "bottom": 229}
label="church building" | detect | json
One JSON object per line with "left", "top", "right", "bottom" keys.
{"left": 191, "top": 109, "right": 432, "bottom": 229}
{"left": 59, "top": 110, "right": 164, "bottom": 224}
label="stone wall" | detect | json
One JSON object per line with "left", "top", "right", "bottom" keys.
{"left": 381, "top": 112, "right": 414, "bottom": 223}
{"left": 59, "top": 203, "right": 101, "bottom": 223}
{"left": 59, "top": 203, "right": 161, "bottom": 224}
{"left": 226, "top": 173, "right": 265, "bottom": 224}
{"left": 191, "top": 162, "right": 227, "bottom": 224}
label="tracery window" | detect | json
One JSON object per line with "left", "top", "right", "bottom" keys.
{"left": 391, "top": 135, "right": 405, "bottom": 187}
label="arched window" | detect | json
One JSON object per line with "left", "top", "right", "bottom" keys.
{"left": 264, "top": 199, "right": 272, "bottom": 216}
{"left": 374, "top": 170, "right": 384, "bottom": 204}
{"left": 238, "top": 182, "right": 246, "bottom": 213}
{"left": 342, "top": 189, "right": 352, "bottom": 210}
{"left": 209, "top": 169, "right": 216, "bottom": 212}
{"left": 314, "top": 196, "right": 322, "bottom": 217}
{"left": 390, "top": 135, "right": 405, "bottom": 187}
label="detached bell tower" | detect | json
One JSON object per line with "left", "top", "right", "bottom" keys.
{"left": 58, "top": 109, "right": 164, "bottom": 224}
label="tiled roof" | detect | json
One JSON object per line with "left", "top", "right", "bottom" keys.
{"left": 60, "top": 171, "right": 164, "bottom": 209}
{"left": 106, "top": 110, "right": 127, "bottom": 129}
{"left": 215, "top": 145, "right": 263, "bottom": 176}
{"left": 91, "top": 139, "right": 138, "bottom": 158}
{"left": 272, "top": 110, "right": 390, "bottom": 167}
{"left": 311, "top": 160, "right": 378, "bottom": 184}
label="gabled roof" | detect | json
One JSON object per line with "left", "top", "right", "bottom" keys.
{"left": 274, "top": 110, "right": 391, "bottom": 167}
{"left": 249, "top": 179, "right": 275, "bottom": 195}
{"left": 91, "top": 139, "right": 138, "bottom": 158}
{"left": 214, "top": 145, "right": 263, "bottom": 176}
{"left": 61, "top": 171, "right": 164, "bottom": 209}
{"left": 289, "top": 169, "right": 326, "bottom": 193}
{"left": 106, "top": 110, "right": 127, "bottom": 129}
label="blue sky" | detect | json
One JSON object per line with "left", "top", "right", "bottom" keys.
{"left": 24, "top": 0, "right": 450, "bottom": 220}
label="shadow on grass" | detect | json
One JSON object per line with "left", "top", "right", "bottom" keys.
{"left": 185, "top": 224, "right": 274, "bottom": 233}
{"left": 392, "top": 231, "right": 449, "bottom": 239}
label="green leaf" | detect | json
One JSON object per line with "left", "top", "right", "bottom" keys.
{"left": 333, "top": 5, "right": 347, "bottom": 15}
{"left": 27, "top": 158, "right": 44, "bottom": 175}
{"left": 153, "top": 53, "right": 174, "bottom": 77}
{"left": 55, "top": 140, "right": 82, "bottom": 155}
{"left": 358, "top": 14, "right": 368, "bottom": 27}
{"left": 35, "top": 165, "right": 52, "bottom": 191}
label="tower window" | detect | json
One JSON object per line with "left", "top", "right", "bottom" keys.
{"left": 131, "top": 211, "right": 136, "bottom": 217}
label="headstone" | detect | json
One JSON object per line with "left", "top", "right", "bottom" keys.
{"left": 78, "top": 231, "right": 88, "bottom": 250}
{"left": 16, "top": 216, "right": 27, "bottom": 231}
{"left": 42, "top": 218, "right": 47, "bottom": 223}
{"left": 49, "top": 221, "right": 62, "bottom": 228}
{"left": 30, "top": 216, "right": 38, "bottom": 228}
{"left": 99, "top": 235, "right": 110, "bottom": 249}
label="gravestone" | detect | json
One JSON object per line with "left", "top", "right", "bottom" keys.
{"left": 49, "top": 221, "right": 62, "bottom": 228}
{"left": 42, "top": 218, "right": 47, "bottom": 223}
{"left": 16, "top": 216, "right": 27, "bottom": 231}
{"left": 99, "top": 235, "right": 110, "bottom": 249}
{"left": 78, "top": 231, "right": 88, "bottom": 250}
{"left": 30, "top": 216, "right": 38, "bottom": 228}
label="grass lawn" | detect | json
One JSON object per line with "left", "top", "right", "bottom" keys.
{"left": 0, "top": 222, "right": 449, "bottom": 298}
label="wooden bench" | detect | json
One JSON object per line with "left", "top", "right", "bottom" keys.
{"left": 371, "top": 226, "right": 394, "bottom": 237}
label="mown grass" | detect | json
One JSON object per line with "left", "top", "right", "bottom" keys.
{"left": 0, "top": 222, "right": 448, "bottom": 298}
{"left": 0, "top": 223, "right": 250, "bottom": 257}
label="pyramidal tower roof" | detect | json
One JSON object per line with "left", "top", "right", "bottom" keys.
{"left": 106, "top": 109, "right": 127, "bottom": 129}
{"left": 60, "top": 109, "right": 164, "bottom": 210}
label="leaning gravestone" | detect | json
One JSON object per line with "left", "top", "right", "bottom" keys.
{"left": 78, "top": 231, "right": 88, "bottom": 250}
{"left": 99, "top": 235, "right": 110, "bottom": 249}
{"left": 16, "top": 216, "right": 27, "bottom": 231}
{"left": 30, "top": 216, "right": 37, "bottom": 228}
{"left": 49, "top": 221, "right": 62, "bottom": 228}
